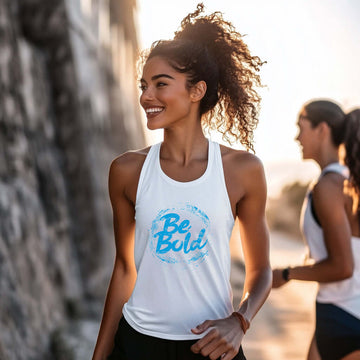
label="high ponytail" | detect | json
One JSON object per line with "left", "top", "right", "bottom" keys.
{"left": 344, "top": 109, "right": 360, "bottom": 197}
{"left": 142, "top": 3, "right": 264, "bottom": 152}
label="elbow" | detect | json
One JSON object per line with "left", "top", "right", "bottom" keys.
{"left": 336, "top": 260, "right": 354, "bottom": 280}
{"left": 342, "top": 263, "right": 354, "bottom": 280}
{"left": 114, "top": 255, "right": 136, "bottom": 275}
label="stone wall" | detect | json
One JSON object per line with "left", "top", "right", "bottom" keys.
{"left": 0, "top": 0, "right": 145, "bottom": 358}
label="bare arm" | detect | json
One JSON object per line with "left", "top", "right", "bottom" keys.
{"left": 92, "top": 156, "right": 139, "bottom": 360}
{"left": 236, "top": 157, "right": 272, "bottom": 321}
{"left": 191, "top": 154, "right": 272, "bottom": 360}
{"left": 273, "top": 173, "right": 353, "bottom": 288}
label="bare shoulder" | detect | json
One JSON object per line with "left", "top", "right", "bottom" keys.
{"left": 110, "top": 146, "right": 151, "bottom": 178}
{"left": 109, "top": 146, "right": 151, "bottom": 201}
{"left": 313, "top": 172, "right": 345, "bottom": 199}
{"left": 312, "top": 172, "right": 346, "bottom": 213}
{"left": 220, "top": 144, "right": 265, "bottom": 177}
{"left": 220, "top": 145, "right": 266, "bottom": 209}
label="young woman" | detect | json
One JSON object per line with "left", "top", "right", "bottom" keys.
{"left": 272, "top": 101, "right": 360, "bottom": 360}
{"left": 92, "top": 4, "right": 272, "bottom": 360}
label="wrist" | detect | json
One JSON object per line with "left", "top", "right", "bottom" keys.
{"left": 282, "top": 267, "right": 290, "bottom": 282}
{"left": 231, "top": 311, "right": 250, "bottom": 334}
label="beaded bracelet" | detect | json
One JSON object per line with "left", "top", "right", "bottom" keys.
{"left": 232, "top": 312, "right": 250, "bottom": 334}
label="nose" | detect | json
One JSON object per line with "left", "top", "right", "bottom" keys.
{"left": 140, "top": 88, "right": 155, "bottom": 110}
{"left": 140, "top": 86, "right": 155, "bottom": 104}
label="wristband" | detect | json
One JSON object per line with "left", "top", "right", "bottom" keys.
{"left": 232, "top": 312, "right": 250, "bottom": 334}
{"left": 282, "top": 267, "right": 290, "bottom": 282}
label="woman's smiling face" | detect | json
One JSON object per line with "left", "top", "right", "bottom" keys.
{"left": 139, "top": 56, "right": 194, "bottom": 130}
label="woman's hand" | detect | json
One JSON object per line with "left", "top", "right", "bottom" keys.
{"left": 190, "top": 314, "right": 244, "bottom": 360}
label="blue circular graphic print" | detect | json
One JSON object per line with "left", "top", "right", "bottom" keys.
{"left": 150, "top": 204, "right": 210, "bottom": 265}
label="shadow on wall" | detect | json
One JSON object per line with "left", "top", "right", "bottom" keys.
{"left": 0, "top": 0, "right": 145, "bottom": 359}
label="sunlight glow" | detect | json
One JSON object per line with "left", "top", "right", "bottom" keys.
{"left": 137, "top": 0, "right": 360, "bottom": 193}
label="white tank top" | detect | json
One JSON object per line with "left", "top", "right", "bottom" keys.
{"left": 122, "top": 140, "right": 235, "bottom": 340}
{"left": 300, "top": 162, "right": 360, "bottom": 319}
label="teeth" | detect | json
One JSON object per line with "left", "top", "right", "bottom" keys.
{"left": 146, "top": 107, "right": 163, "bottom": 114}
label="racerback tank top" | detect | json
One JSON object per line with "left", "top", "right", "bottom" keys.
{"left": 122, "top": 140, "right": 236, "bottom": 340}
{"left": 300, "top": 162, "right": 360, "bottom": 319}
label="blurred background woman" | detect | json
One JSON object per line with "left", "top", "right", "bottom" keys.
{"left": 272, "top": 100, "right": 360, "bottom": 360}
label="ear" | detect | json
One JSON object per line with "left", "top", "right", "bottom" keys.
{"left": 190, "top": 81, "right": 207, "bottom": 102}
{"left": 317, "top": 121, "right": 330, "bottom": 138}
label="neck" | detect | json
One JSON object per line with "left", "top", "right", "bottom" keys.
{"left": 161, "top": 121, "right": 208, "bottom": 165}
{"left": 316, "top": 148, "right": 339, "bottom": 170}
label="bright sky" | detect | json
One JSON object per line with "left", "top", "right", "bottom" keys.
{"left": 136, "top": 0, "right": 360, "bottom": 193}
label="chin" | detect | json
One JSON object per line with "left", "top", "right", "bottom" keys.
{"left": 300, "top": 149, "right": 308, "bottom": 160}
{"left": 147, "top": 121, "right": 162, "bottom": 131}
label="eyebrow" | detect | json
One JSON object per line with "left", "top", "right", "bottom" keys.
{"left": 140, "top": 74, "right": 175, "bottom": 83}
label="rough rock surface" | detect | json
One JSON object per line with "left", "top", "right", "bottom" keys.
{"left": 0, "top": 0, "right": 144, "bottom": 358}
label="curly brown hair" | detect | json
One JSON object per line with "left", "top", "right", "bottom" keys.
{"left": 344, "top": 109, "right": 360, "bottom": 199}
{"left": 139, "top": 3, "right": 265, "bottom": 152}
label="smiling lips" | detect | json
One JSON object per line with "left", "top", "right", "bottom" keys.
{"left": 145, "top": 107, "right": 164, "bottom": 117}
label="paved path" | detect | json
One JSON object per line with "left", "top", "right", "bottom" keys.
{"left": 230, "top": 230, "right": 318, "bottom": 360}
